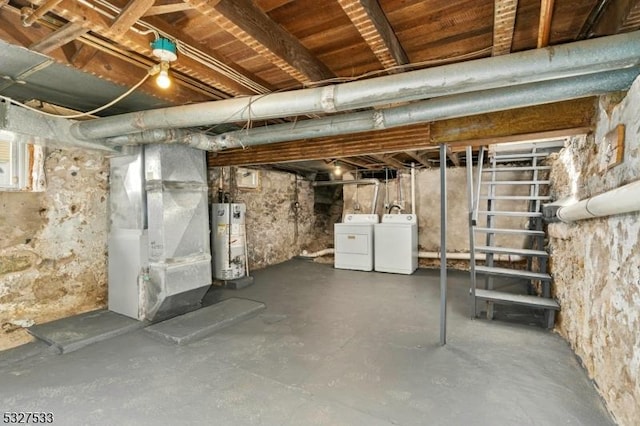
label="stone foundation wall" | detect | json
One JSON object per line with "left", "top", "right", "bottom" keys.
{"left": 0, "top": 149, "right": 108, "bottom": 350}
{"left": 209, "top": 168, "right": 319, "bottom": 270}
{"left": 548, "top": 85, "right": 640, "bottom": 425}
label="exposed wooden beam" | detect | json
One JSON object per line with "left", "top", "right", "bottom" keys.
{"left": 338, "top": 157, "right": 376, "bottom": 169}
{"left": 620, "top": 1, "right": 640, "bottom": 31}
{"left": 537, "top": 0, "right": 555, "bottom": 47}
{"left": 144, "top": 2, "right": 194, "bottom": 16}
{"left": 337, "top": 0, "right": 409, "bottom": 70}
{"left": 370, "top": 154, "right": 405, "bottom": 169}
{"left": 430, "top": 97, "right": 596, "bottom": 143}
{"left": 446, "top": 146, "right": 461, "bottom": 166}
{"left": 22, "top": 0, "right": 63, "bottom": 27}
{"left": 208, "top": 123, "right": 432, "bottom": 167}
{"left": 209, "top": 98, "right": 595, "bottom": 167}
{"left": 29, "top": 21, "right": 88, "bottom": 53}
{"left": 584, "top": 0, "right": 640, "bottom": 37}
{"left": 404, "top": 150, "right": 430, "bottom": 168}
{"left": 446, "top": 127, "right": 592, "bottom": 150}
{"left": 184, "top": 0, "right": 335, "bottom": 84}
{"left": 37, "top": 0, "right": 254, "bottom": 96}
{"left": 110, "top": 0, "right": 156, "bottom": 39}
{"left": 492, "top": 0, "right": 518, "bottom": 56}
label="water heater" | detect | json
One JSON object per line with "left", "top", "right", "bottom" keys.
{"left": 211, "top": 203, "right": 247, "bottom": 280}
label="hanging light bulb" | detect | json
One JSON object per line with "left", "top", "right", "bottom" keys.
{"left": 333, "top": 161, "right": 342, "bottom": 177}
{"left": 155, "top": 62, "right": 171, "bottom": 89}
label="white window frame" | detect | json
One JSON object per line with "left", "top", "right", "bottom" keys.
{"left": 0, "top": 133, "right": 44, "bottom": 191}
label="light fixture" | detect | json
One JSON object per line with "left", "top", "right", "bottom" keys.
{"left": 333, "top": 161, "right": 342, "bottom": 177}
{"left": 151, "top": 38, "right": 178, "bottom": 62}
{"left": 150, "top": 37, "right": 177, "bottom": 90}
{"left": 155, "top": 62, "right": 172, "bottom": 89}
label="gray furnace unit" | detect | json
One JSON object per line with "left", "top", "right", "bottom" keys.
{"left": 108, "top": 144, "right": 212, "bottom": 322}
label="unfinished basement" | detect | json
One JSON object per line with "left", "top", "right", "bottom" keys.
{"left": 0, "top": 1, "right": 639, "bottom": 425}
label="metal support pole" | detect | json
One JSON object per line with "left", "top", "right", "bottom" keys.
{"left": 439, "top": 144, "right": 448, "bottom": 346}
{"left": 465, "top": 146, "right": 477, "bottom": 319}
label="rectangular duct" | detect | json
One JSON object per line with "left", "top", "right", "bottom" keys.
{"left": 108, "top": 144, "right": 212, "bottom": 322}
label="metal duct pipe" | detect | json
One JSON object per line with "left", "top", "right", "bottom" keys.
{"left": 104, "top": 129, "right": 222, "bottom": 151}
{"left": 214, "top": 69, "right": 638, "bottom": 148}
{"left": 72, "top": 31, "right": 640, "bottom": 140}
{"left": 313, "top": 179, "right": 380, "bottom": 215}
{"left": 556, "top": 180, "right": 640, "bottom": 222}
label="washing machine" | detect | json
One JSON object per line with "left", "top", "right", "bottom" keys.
{"left": 334, "top": 214, "right": 379, "bottom": 271}
{"left": 374, "top": 214, "right": 418, "bottom": 274}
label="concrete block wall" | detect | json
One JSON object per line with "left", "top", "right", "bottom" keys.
{"left": 548, "top": 83, "right": 640, "bottom": 425}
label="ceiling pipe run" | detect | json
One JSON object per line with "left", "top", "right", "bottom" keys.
{"left": 556, "top": 179, "right": 640, "bottom": 222}
{"left": 104, "top": 129, "right": 223, "bottom": 151}
{"left": 212, "top": 69, "right": 638, "bottom": 149}
{"left": 70, "top": 31, "right": 640, "bottom": 140}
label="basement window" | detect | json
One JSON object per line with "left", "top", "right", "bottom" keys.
{"left": 0, "top": 135, "right": 45, "bottom": 192}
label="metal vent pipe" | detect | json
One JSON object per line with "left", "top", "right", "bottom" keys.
{"left": 213, "top": 69, "right": 638, "bottom": 149}
{"left": 71, "top": 31, "right": 640, "bottom": 140}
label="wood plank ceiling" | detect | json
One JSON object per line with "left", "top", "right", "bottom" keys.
{"left": 1, "top": 0, "right": 639, "bottom": 175}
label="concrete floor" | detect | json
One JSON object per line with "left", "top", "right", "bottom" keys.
{"left": 0, "top": 260, "right": 614, "bottom": 425}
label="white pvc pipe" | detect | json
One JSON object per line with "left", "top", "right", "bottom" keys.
{"left": 299, "top": 248, "right": 335, "bottom": 258}
{"left": 297, "top": 248, "right": 523, "bottom": 262}
{"left": 557, "top": 179, "right": 640, "bottom": 222}
{"left": 418, "top": 251, "right": 524, "bottom": 262}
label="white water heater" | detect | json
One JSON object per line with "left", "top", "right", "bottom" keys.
{"left": 211, "top": 203, "right": 247, "bottom": 280}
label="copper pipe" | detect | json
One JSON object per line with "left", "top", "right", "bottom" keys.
{"left": 537, "top": 0, "right": 555, "bottom": 47}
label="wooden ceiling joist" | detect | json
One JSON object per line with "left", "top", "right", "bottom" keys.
{"left": 370, "top": 154, "right": 406, "bottom": 169}
{"left": 620, "top": 1, "right": 640, "bottom": 32}
{"left": 337, "top": 0, "right": 409, "bottom": 70}
{"left": 36, "top": 0, "right": 258, "bottom": 97}
{"left": 404, "top": 150, "right": 430, "bottom": 168}
{"left": 29, "top": 21, "right": 88, "bottom": 53}
{"left": 109, "top": 0, "right": 156, "bottom": 39}
{"left": 492, "top": 0, "right": 518, "bottom": 56}
{"left": 446, "top": 146, "right": 461, "bottom": 166}
{"left": 144, "top": 2, "right": 194, "bottom": 17}
{"left": 537, "top": 0, "right": 555, "bottom": 47}
{"left": 185, "top": 0, "right": 335, "bottom": 84}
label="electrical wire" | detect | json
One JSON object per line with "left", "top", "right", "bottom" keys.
{"left": 0, "top": 72, "right": 150, "bottom": 119}
{"left": 84, "top": 0, "right": 270, "bottom": 94}
{"left": 298, "top": 46, "right": 494, "bottom": 89}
